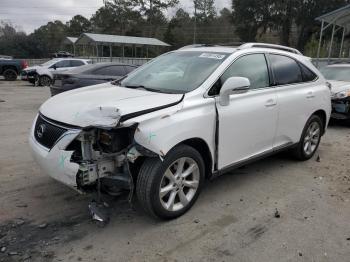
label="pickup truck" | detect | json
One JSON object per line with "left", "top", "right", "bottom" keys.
{"left": 0, "top": 58, "right": 28, "bottom": 81}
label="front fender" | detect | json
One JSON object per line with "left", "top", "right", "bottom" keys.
{"left": 133, "top": 98, "right": 216, "bottom": 160}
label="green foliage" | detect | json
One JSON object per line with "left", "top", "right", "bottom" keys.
{"left": 194, "top": 0, "right": 216, "bottom": 23}
{"left": 66, "top": 15, "right": 91, "bottom": 37}
{"left": 1, "top": 0, "right": 350, "bottom": 58}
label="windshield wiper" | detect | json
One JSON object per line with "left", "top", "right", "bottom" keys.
{"left": 124, "top": 85, "right": 164, "bottom": 93}
{"left": 111, "top": 75, "right": 127, "bottom": 85}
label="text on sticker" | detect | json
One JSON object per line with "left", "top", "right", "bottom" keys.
{"left": 199, "top": 53, "right": 225, "bottom": 60}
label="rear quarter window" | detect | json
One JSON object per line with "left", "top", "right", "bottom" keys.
{"left": 299, "top": 63, "right": 317, "bottom": 82}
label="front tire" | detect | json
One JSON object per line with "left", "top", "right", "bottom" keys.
{"left": 39, "top": 75, "right": 52, "bottom": 86}
{"left": 136, "top": 145, "right": 205, "bottom": 219}
{"left": 293, "top": 115, "right": 323, "bottom": 161}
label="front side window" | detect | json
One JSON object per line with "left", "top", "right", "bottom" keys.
{"left": 53, "top": 60, "right": 70, "bottom": 68}
{"left": 269, "top": 54, "right": 302, "bottom": 85}
{"left": 221, "top": 53, "right": 270, "bottom": 89}
{"left": 120, "top": 51, "right": 229, "bottom": 94}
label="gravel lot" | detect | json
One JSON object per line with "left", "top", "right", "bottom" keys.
{"left": 0, "top": 80, "right": 349, "bottom": 262}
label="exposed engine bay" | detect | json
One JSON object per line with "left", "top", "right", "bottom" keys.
{"left": 66, "top": 124, "right": 152, "bottom": 195}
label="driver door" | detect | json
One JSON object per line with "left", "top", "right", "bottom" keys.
{"left": 215, "top": 53, "right": 278, "bottom": 169}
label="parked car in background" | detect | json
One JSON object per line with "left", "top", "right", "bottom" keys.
{"left": 50, "top": 63, "right": 138, "bottom": 96}
{"left": 0, "top": 58, "right": 28, "bottom": 81}
{"left": 0, "top": 55, "right": 13, "bottom": 60}
{"left": 21, "top": 58, "right": 91, "bottom": 86}
{"left": 52, "top": 51, "right": 74, "bottom": 58}
{"left": 29, "top": 43, "right": 331, "bottom": 220}
{"left": 320, "top": 64, "right": 350, "bottom": 121}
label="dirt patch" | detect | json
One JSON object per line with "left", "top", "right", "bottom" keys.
{"left": 0, "top": 215, "right": 88, "bottom": 262}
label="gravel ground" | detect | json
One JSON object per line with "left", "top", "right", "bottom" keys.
{"left": 0, "top": 80, "right": 349, "bottom": 262}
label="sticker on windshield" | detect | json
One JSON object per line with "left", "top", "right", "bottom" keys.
{"left": 199, "top": 53, "right": 225, "bottom": 60}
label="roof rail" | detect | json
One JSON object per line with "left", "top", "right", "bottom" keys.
{"left": 238, "top": 43, "right": 302, "bottom": 55}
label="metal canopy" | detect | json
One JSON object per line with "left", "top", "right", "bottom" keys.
{"left": 316, "top": 5, "right": 350, "bottom": 31}
{"left": 75, "top": 33, "right": 170, "bottom": 47}
{"left": 315, "top": 5, "right": 350, "bottom": 66}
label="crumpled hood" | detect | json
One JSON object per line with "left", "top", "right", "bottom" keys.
{"left": 328, "top": 80, "right": 350, "bottom": 94}
{"left": 40, "top": 83, "right": 183, "bottom": 128}
{"left": 23, "top": 65, "right": 40, "bottom": 72}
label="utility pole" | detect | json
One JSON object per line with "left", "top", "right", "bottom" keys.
{"left": 149, "top": 0, "right": 153, "bottom": 37}
{"left": 193, "top": 1, "right": 197, "bottom": 44}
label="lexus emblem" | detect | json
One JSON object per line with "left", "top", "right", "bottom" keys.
{"left": 37, "top": 124, "right": 46, "bottom": 138}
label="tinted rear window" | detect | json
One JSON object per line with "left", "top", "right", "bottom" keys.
{"left": 269, "top": 54, "right": 302, "bottom": 85}
{"left": 299, "top": 63, "right": 317, "bottom": 82}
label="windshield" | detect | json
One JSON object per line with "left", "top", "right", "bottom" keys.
{"left": 40, "top": 60, "right": 57, "bottom": 67}
{"left": 320, "top": 66, "right": 350, "bottom": 82}
{"left": 120, "top": 51, "right": 229, "bottom": 94}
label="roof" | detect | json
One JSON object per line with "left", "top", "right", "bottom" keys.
{"left": 62, "top": 37, "right": 78, "bottom": 45}
{"left": 316, "top": 4, "right": 350, "bottom": 30}
{"left": 75, "top": 33, "right": 170, "bottom": 47}
{"left": 179, "top": 46, "right": 237, "bottom": 53}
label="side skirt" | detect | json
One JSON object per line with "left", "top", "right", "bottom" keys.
{"left": 211, "top": 142, "right": 297, "bottom": 178}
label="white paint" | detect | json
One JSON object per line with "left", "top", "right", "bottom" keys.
{"left": 30, "top": 45, "right": 331, "bottom": 188}
{"left": 29, "top": 115, "right": 81, "bottom": 189}
{"left": 22, "top": 58, "right": 90, "bottom": 80}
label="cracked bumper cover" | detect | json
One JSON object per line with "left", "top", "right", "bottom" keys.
{"left": 29, "top": 118, "right": 81, "bottom": 189}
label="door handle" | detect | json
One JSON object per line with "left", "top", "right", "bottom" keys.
{"left": 265, "top": 99, "right": 277, "bottom": 107}
{"left": 306, "top": 91, "right": 315, "bottom": 98}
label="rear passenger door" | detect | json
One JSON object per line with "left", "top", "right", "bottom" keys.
{"left": 268, "top": 53, "right": 318, "bottom": 148}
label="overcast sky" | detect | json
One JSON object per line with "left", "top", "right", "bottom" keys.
{"left": 0, "top": 0, "right": 231, "bottom": 34}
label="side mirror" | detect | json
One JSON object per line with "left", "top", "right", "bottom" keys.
{"left": 219, "top": 77, "right": 250, "bottom": 106}
{"left": 52, "top": 64, "right": 57, "bottom": 70}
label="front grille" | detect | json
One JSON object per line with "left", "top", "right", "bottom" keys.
{"left": 34, "top": 115, "right": 68, "bottom": 149}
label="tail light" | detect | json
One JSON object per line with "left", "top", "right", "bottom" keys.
{"left": 21, "top": 60, "right": 28, "bottom": 69}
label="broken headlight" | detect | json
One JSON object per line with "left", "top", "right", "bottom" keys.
{"left": 97, "top": 126, "right": 137, "bottom": 153}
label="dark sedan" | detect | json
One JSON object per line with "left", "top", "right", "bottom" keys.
{"left": 51, "top": 63, "right": 137, "bottom": 96}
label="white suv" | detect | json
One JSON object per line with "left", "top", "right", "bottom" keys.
{"left": 29, "top": 44, "right": 331, "bottom": 219}
{"left": 22, "top": 58, "right": 91, "bottom": 86}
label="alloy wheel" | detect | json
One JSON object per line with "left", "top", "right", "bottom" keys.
{"left": 303, "top": 122, "right": 321, "bottom": 156}
{"left": 159, "top": 157, "right": 200, "bottom": 212}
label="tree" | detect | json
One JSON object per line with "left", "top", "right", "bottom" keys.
{"left": 66, "top": 15, "right": 91, "bottom": 36}
{"left": 232, "top": 0, "right": 272, "bottom": 42}
{"left": 164, "top": 8, "right": 192, "bottom": 48}
{"left": 194, "top": 0, "right": 216, "bottom": 23}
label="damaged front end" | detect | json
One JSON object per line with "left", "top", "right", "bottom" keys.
{"left": 29, "top": 113, "right": 155, "bottom": 197}
{"left": 73, "top": 124, "right": 139, "bottom": 195}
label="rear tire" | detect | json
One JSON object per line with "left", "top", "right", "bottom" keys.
{"left": 39, "top": 75, "right": 52, "bottom": 86}
{"left": 136, "top": 145, "right": 205, "bottom": 220}
{"left": 293, "top": 115, "right": 323, "bottom": 161}
{"left": 3, "top": 69, "right": 17, "bottom": 81}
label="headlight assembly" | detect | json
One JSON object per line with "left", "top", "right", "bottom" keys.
{"left": 334, "top": 90, "right": 350, "bottom": 99}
